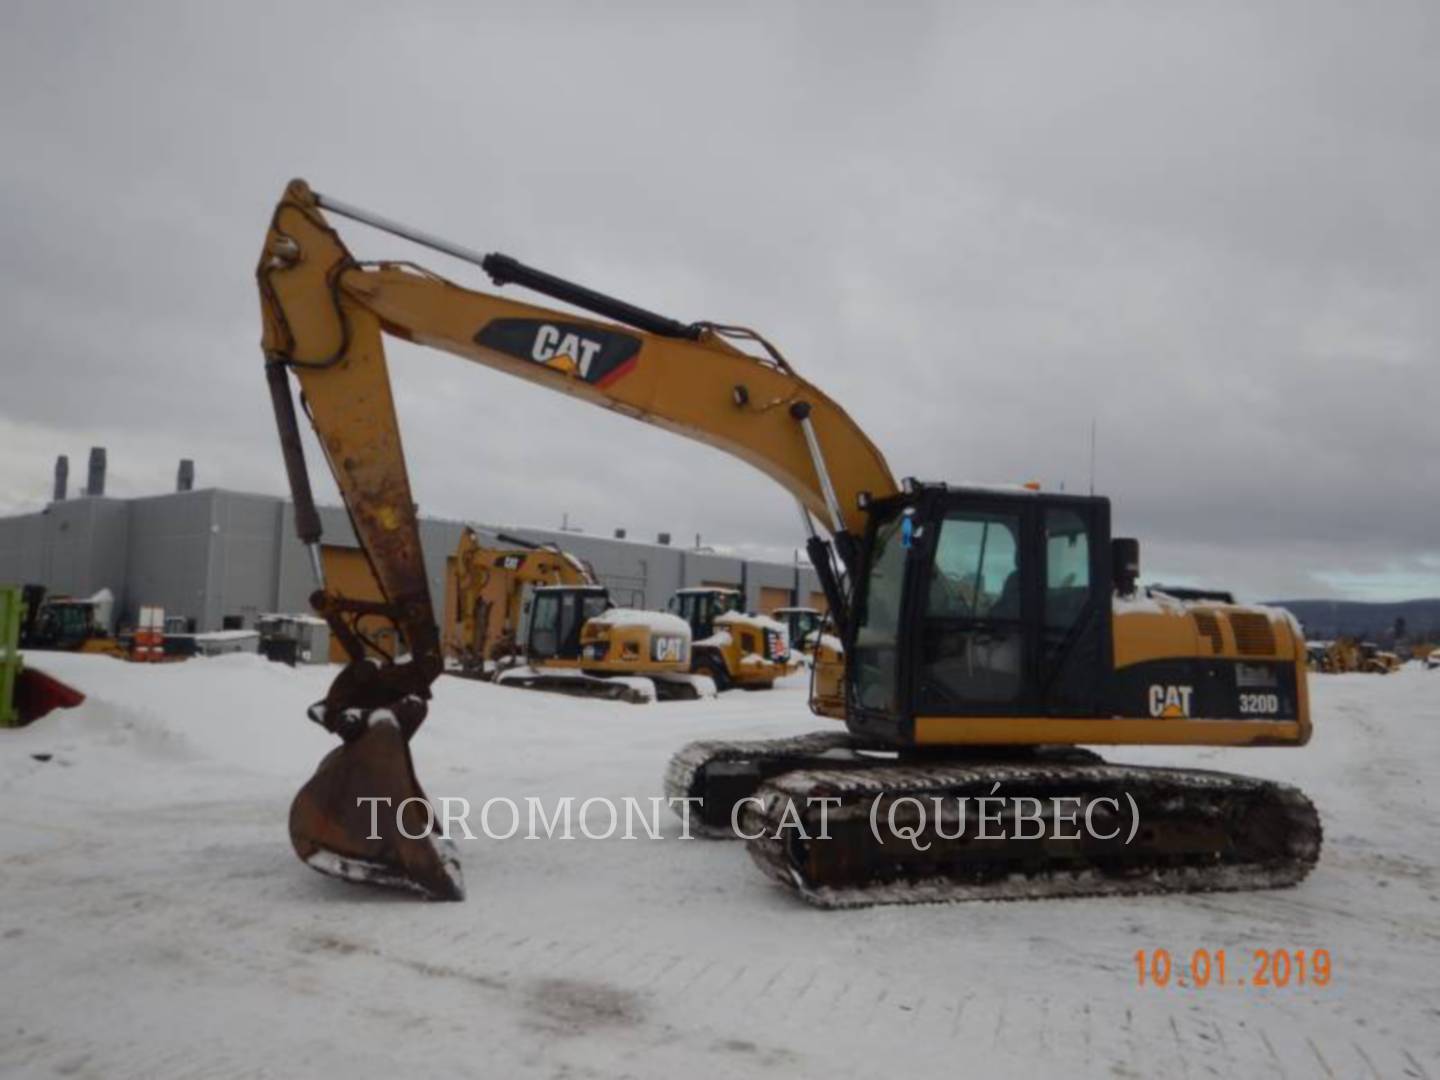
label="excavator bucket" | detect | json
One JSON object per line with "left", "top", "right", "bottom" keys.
{"left": 289, "top": 715, "right": 464, "bottom": 902}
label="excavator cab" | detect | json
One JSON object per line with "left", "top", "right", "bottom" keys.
{"left": 507, "top": 584, "right": 696, "bottom": 702}
{"left": 525, "top": 585, "right": 613, "bottom": 661}
{"left": 670, "top": 588, "right": 791, "bottom": 690}
{"left": 844, "top": 484, "right": 1111, "bottom": 743}
{"left": 843, "top": 481, "right": 1305, "bottom": 749}
{"left": 669, "top": 588, "right": 744, "bottom": 641}
{"left": 773, "top": 607, "right": 825, "bottom": 654}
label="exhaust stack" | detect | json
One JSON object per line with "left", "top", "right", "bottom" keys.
{"left": 53, "top": 455, "right": 68, "bottom": 502}
{"left": 177, "top": 459, "right": 195, "bottom": 492}
{"left": 86, "top": 447, "right": 106, "bottom": 497}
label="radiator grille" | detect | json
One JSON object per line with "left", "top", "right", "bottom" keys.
{"left": 1192, "top": 611, "right": 1224, "bottom": 654}
{"left": 1229, "top": 612, "right": 1278, "bottom": 656}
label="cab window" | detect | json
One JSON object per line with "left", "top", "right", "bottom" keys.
{"left": 530, "top": 592, "right": 560, "bottom": 657}
{"left": 919, "top": 511, "right": 1024, "bottom": 705}
{"left": 1045, "top": 509, "right": 1090, "bottom": 630}
{"left": 581, "top": 593, "right": 610, "bottom": 623}
{"left": 852, "top": 513, "right": 908, "bottom": 713}
{"left": 556, "top": 592, "right": 591, "bottom": 656}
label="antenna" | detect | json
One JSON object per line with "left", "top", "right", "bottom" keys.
{"left": 1088, "top": 418, "right": 1097, "bottom": 496}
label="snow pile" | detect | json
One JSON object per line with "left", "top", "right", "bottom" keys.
{"left": 494, "top": 664, "right": 658, "bottom": 702}
{"left": 715, "top": 610, "right": 787, "bottom": 635}
{"left": 259, "top": 612, "right": 328, "bottom": 626}
{"left": 586, "top": 608, "right": 691, "bottom": 638}
{"left": 1112, "top": 588, "right": 1190, "bottom": 616}
{"left": 1117, "top": 588, "right": 1307, "bottom": 640}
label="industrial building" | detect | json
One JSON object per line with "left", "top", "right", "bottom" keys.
{"left": 0, "top": 451, "right": 825, "bottom": 660}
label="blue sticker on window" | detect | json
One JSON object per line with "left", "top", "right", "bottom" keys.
{"left": 901, "top": 514, "right": 914, "bottom": 549}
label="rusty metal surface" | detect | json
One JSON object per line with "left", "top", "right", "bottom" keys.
{"left": 258, "top": 180, "right": 453, "bottom": 900}
{"left": 289, "top": 719, "right": 464, "bottom": 901}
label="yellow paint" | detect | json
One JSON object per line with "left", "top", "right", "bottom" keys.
{"left": 448, "top": 527, "right": 687, "bottom": 680}
{"left": 914, "top": 716, "right": 1305, "bottom": 747}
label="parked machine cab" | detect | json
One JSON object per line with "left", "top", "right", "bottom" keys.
{"left": 773, "top": 606, "right": 825, "bottom": 655}
{"left": 669, "top": 587, "right": 791, "bottom": 691}
{"left": 525, "top": 585, "right": 613, "bottom": 662}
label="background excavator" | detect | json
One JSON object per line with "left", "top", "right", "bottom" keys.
{"left": 450, "top": 525, "right": 588, "bottom": 673}
{"left": 450, "top": 525, "right": 700, "bottom": 702}
{"left": 258, "top": 179, "right": 1320, "bottom": 907}
{"left": 1308, "top": 637, "right": 1402, "bottom": 674}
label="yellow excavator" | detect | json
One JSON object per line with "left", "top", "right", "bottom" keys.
{"left": 1310, "top": 637, "right": 1400, "bottom": 675}
{"left": 258, "top": 179, "right": 1320, "bottom": 906}
{"left": 450, "top": 526, "right": 699, "bottom": 702}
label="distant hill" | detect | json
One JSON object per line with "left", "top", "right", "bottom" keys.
{"left": 1267, "top": 598, "right": 1440, "bottom": 644}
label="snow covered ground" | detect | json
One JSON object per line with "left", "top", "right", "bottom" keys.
{"left": 2, "top": 654, "right": 1437, "bottom": 1078}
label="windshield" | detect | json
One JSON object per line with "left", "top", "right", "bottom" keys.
{"left": 852, "top": 511, "right": 907, "bottom": 713}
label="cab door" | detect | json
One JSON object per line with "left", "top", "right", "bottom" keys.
{"left": 527, "top": 591, "right": 562, "bottom": 660}
{"left": 1037, "top": 501, "right": 1110, "bottom": 714}
{"left": 672, "top": 593, "right": 715, "bottom": 641}
{"left": 906, "top": 493, "right": 1110, "bottom": 720}
{"left": 912, "top": 502, "right": 1036, "bottom": 715}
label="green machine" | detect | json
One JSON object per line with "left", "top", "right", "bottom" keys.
{"left": 1, "top": 585, "right": 23, "bottom": 727}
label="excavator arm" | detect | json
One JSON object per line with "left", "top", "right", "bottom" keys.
{"left": 258, "top": 179, "right": 895, "bottom": 900}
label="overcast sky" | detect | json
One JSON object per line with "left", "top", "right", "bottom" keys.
{"left": 2, "top": 1, "right": 1436, "bottom": 600}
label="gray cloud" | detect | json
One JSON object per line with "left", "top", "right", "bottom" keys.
{"left": 2, "top": 0, "right": 1436, "bottom": 600}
